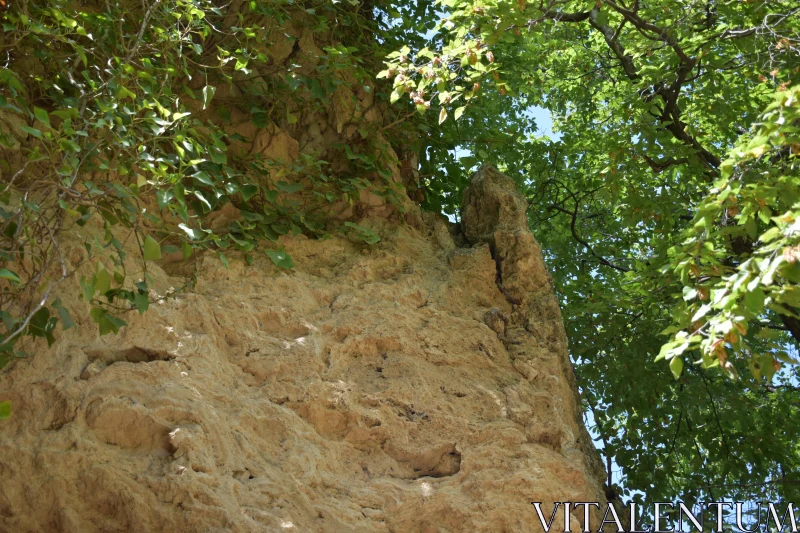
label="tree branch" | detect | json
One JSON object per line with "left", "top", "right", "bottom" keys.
{"left": 542, "top": 9, "right": 592, "bottom": 22}
{"left": 580, "top": 6, "right": 720, "bottom": 170}
{"left": 779, "top": 310, "right": 800, "bottom": 346}
{"left": 642, "top": 154, "right": 689, "bottom": 173}
{"left": 602, "top": 0, "right": 695, "bottom": 67}
{"left": 549, "top": 204, "right": 631, "bottom": 272}
{"left": 721, "top": 7, "right": 800, "bottom": 40}
{"left": 587, "top": 7, "right": 639, "bottom": 80}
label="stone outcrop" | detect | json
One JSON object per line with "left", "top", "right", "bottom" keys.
{"left": 0, "top": 167, "right": 604, "bottom": 532}
{"left": 461, "top": 164, "right": 606, "bottom": 485}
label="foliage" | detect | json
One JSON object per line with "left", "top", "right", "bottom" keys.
{"left": 659, "top": 86, "right": 800, "bottom": 381}
{"left": 381, "top": 0, "right": 800, "bottom": 505}
{"left": 0, "top": 0, "right": 404, "bottom": 363}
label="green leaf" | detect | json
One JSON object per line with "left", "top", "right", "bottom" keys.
{"left": 0, "top": 401, "right": 10, "bottom": 420}
{"left": 94, "top": 265, "right": 111, "bottom": 296}
{"left": 0, "top": 69, "right": 23, "bottom": 91}
{"left": 20, "top": 125, "right": 42, "bottom": 139}
{"left": 156, "top": 190, "right": 175, "bottom": 209}
{"left": 744, "top": 287, "right": 766, "bottom": 314}
{"left": 143, "top": 235, "right": 162, "bottom": 261}
{"left": 179, "top": 223, "right": 202, "bottom": 240}
{"left": 210, "top": 149, "right": 227, "bottom": 165}
{"left": 241, "top": 184, "right": 259, "bottom": 201}
{"left": 265, "top": 248, "right": 294, "bottom": 269}
{"left": 309, "top": 79, "right": 326, "bottom": 100}
{"left": 276, "top": 181, "right": 303, "bottom": 193}
{"left": 759, "top": 227, "right": 782, "bottom": 242}
{"left": 33, "top": 106, "right": 50, "bottom": 128}
{"left": 203, "top": 85, "right": 217, "bottom": 109}
{"left": 81, "top": 276, "right": 96, "bottom": 302}
{"left": 656, "top": 341, "right": 676, "bottom": 362}
{"left": 90, "top": 307, "right": 127, "bottom": 336}
{"left": 193, "top": 190, "right": 212, "bottom": 211}
{"left": 691, "top": 303, "right": 711, "bottom": 322}
{"left": 192, "top": 171, "right": 214, "bottom": 186}
{"left": 0, "top": 268, "right": 21, "bottom": 284}
{"left": 134, "top": 292, "right": 149, "bottom": 314}
{"left": 344, "top": 221, "right": 381, "bottom": 244}
{"left": 52, "top": 298, "right": 75, "bottom": 330}
{"left": 744, "top": 217, "right": 758, "bottom": 240}
{"left": 27, "top": 307, "right": 56, "bottom": 346}
{"left": 669, "top": 356, "right": 684, "bottom": 379}
{"left": 775, "top": 351, "right": 799, "bottom": 364}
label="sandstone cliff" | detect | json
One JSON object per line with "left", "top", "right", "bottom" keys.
{"left": 0, "top": 166, "right": 605, "bottom": 532}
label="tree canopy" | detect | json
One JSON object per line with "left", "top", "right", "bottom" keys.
{"left": 2, "top": 0, "right": 799, "bottom": 512}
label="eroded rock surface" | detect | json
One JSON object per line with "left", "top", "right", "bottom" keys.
{"left": 0, "top": 167, "right": 604, "bottom": 532}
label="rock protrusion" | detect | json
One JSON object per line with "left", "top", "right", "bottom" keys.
{"left": 461, "top": 164, "right": 551, "bottom": 303}
{"left": 461, "top": 163, "right": 608, "bottom": 493}
{"left": 461, "top": 164, "right": 528, "bottom": 246}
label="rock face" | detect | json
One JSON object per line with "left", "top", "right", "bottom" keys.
{"left": 0, "top": 166, "right": 604, "bottom": 532}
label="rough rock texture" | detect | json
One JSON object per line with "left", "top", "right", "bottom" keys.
{"left": 461, "top": 165, "right": 605, "bottom": 483}
{"left": 0, "top": 167, "right": 604, "bottom": 532}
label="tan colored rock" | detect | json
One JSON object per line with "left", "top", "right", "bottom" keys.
{"left": 0, "top": 169, "right": 604, "bottom": 532}
{"left": 461, "top": 163, "right": 528, "bottom": 246}
{"left": 0, "top": 110, "right": 27, "bottom": 149}
{"left": 252, "top": 123, "right": 300, "bottom": 163}
{"left": 298, "top": 29, "right": 324, "bottom": 63}
{"left": 461, "top": 164, "right": 606, "bottom": 485}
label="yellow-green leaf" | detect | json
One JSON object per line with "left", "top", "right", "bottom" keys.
{"left": 94, "top": 265, "right": 111, "bottom": 295}
{"left": 143, "top": 235, "right": 162, "bottom": 261}
{"left": 669, "top": 356, "right": 684, "bottom": 379}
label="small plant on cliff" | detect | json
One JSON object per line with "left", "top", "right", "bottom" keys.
{"left": 0, "top": 0, "right": 406, "bottom": 363}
